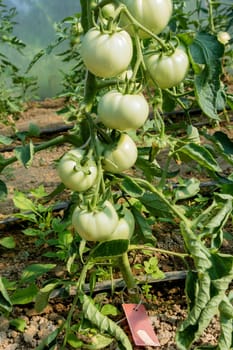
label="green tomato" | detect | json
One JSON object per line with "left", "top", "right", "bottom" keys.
{"left": 145, "top": 48, "right": 189, "bottom": 89}
{"left": 98, "top": 90, "right": 149, "bottom": 131}
{"left": 72, "top": 200, "right": 119, "bottom": 241}
{"left": 102, "top": 3, "right": 118, "bottom": 19}
{"left": 103, "top": 133, "right": 138, "bottom": 173}
{"left": 80, "top": 27, "right": 133, "bottom": 78}
{"left": 110, "top": 208, "right": 135, "bottom": 240}
{"left": 120, "top": 0, "right": 172, "bottom": 38}
{"left": 57, "top": 149, "right": 98, "bottom": 192}
{"left": 217, "top": 31, "right": 231, "bottom": 45}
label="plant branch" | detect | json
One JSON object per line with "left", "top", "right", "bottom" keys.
{"left": 0, "top": 134, "right": 80, "bottom": 173}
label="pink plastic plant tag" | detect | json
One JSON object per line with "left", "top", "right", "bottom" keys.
{"left": 122, "top": 303, "right": 160, "bottom": 347}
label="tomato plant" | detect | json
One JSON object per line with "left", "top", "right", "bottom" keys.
{"left": 98, "top": 90, "right": 149, "bottom": 131}
{"left": 1, "top": 1, "right": 233, "bottom": 350}
{"left": 102, "top": 133, "right": 138, "bottom": 173}
{"left": 80, "top": 27, "right": 133, "bottom": 78}
{"left": 57, "top": 148, "right": 98, "bottom": 192}
{"left": 145, "top": 48, "right": 189, "bottom": 89}
{"left": 72, "top": 200, "right": 119, "bottom": 241}
{"left": 120, "top": 0, "right": 173, "bottom": 38}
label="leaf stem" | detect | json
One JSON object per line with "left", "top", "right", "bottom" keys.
{"left": 0, "top": 134, "right": 80, "bottom": 173}
{"left": 129, "top": 244, "right": 190, "bottom": 259}
{"left": 120, "top": 5, "right": 167, "bottom": 50}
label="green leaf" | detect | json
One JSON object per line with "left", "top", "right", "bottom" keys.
{"left": 174, "top": 178, "right": 200, "bottom": 202}
{"left": 140, "top": 192, "right": 173, "bottom": 219}
{"left": 67, "top": 332, "right": 83, "bottom": 348}
{"left": 176, "top": 222, "right": 233, "bottom": 350}
{"left": 131, "top": 205, "right": 156, "bottom": 243}
{"left": 0, "top": 236, "right": 15, "bottom": 249}
{"left": 82, "top": 294, "right": 132, "bottom": 350}
{"left": 21, "top": 264, "right": 56, "bottom": 283}
{"left": 82, "top": 333, "right": 113, "bottom": 349}
{"left": 136, "top": 157, "right": 179, "bottom": 181}
{"left": 178, "top": 142, "right": 221, "bottom": 172}
{"left": 0, "top": 135, "right": 13, "bottom": 145}
{"left": 0, "top": 276, "right": 12, "bottom": 313}
{"left": 35, "top": 283, "right": 59, "bottom": 313}
{"left": 28, "top": 123, "right": 41, "bottom": 137}
{"left": 190, "top": 32, "right": 225, "bottom": 120}
{"left": 121, "top": 176, "right": 144, "bottom": 197}
{"left": 211, "top": 131, "right": 233, "bottom": 166}
{"left": 101, "top": 304, "right": 119, "bottom": 317}
{"left": 13, "top": 191, "right": 37, "bottom": 212}
{"left": 10, "top": 318, "right": 27, "bottom": 332}
{"left": 196, "top": 193, "right": 232, "bottom": 249}
{"left": 14, "top": 141, "right": 34, "bottom": 168}
{"left": 90, "top": 240, "right": 129, "bottom": 260}
{"left": 11, "top": 284, "right": 38, "bottom": 305}
{"left": 0, "top": 180, "right": 7, "bottom": 199}
{"left": 35, "top": 328, "right": 60, "bottom": 350}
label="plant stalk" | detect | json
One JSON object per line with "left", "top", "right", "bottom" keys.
{"left": 0, "top": 134, "right": 80, "bottom": 173}
{"left": 117, "top": 252, "right": 140, "bottom": 302}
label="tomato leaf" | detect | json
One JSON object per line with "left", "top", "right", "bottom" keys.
{"left": 136, "top": 157, "right": 179, "bottom": 181}
{"left": 174, "top": 178, "right": 200, "bottom": 202}
{"left": 11, "top": 284, "right": 38, "bottom": 305}
{"left": 0, "top": 276, "right": 12, "bottom": 313}
{"left": 0, "top": 180, "right": 7, "bottom": 200}
{"left": 208, "top": 131, "right": 233, "bottom": 166}
{"left": 20, "top": 263, "right": 56, "bottom": 283}
{"left": 195, "top": 193, "right": 232, "bottom": 250}
{"left": 176, "top": 213, "right": 233, "bottom": 349}
{"left": 10, "top": 318, "right": 27, "bottom": 332}
{"left": 140, "top": 192, "right": 173, "bottom": 219}
{"left": 82, "top": 294, "right": 132, "bottom": 350}
{"left": 14, "top": 140, "right": 34, "bottom": 168}
{"left": 131, "top": 206, "right": 156, "bottom": 243}
{"left": 121, "top": 176, "right": 144, "bottom": 197}
{"left": 177, "top": 142, "right": 222, "bottom": 172}
{"left": 13, "top": 191, "right": 37, "bottom": 213}
{"left": 35, "top": 282, "right": 60, "bottom": 313}
{"left": 90, "top": 240, "right": 129, "bottom": 260}
{"left": 0, "top": 236, "right": 15, "bottom": 249}
{"left": 35, "top": 328, "right": 60, "bottom": 350}
{"left": 190, "top": 32, "right": 225, "bottom": 120}
{"left": 0, "top": 135, "right": 13, "bottom": 145}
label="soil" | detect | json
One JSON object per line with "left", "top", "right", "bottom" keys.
{"left": 0, "top": 100, "right": 232, "bottom": 350}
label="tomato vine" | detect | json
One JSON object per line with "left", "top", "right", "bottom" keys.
{"left": 0, "top": 1, "right": 233, "bottom": 349}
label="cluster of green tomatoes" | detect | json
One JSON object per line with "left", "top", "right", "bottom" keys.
{"left": 57, "top": 0, "right": 190, "bottom": 242}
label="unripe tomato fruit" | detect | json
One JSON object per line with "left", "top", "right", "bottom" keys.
{"left": 120, "top": 0, "right": 173, "bottom": 38}
{"left": 217, "top": 31, "right": 231, "bottom": 45}
{"left": 72, "top": 200, "right": 119, "bottom": 241}
{"left": 80, "top": 28, "right": 133, "bottom": 78}
{"left": 145, "top": 48, "right": 189, "bottom": 89}
{"left": 57, "top": 149, "right": 98, "bottom": 192}
{"left": 110, "top": 208, "right": 135, "bottom": 240}
{"left": 103, "top": 133, "right": 138, "bottom": 173}
{"left": 102, "top": 3, "right": 118, "bottom": 19}
{"left": 98, "top": 90, "right": 149, "bottom": 131}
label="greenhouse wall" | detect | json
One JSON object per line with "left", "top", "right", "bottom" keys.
{"left": 6, "top": 0, "right": 80, "bottom": 99}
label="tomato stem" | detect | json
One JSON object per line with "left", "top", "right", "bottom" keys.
{"left": 120, "top": 5, "right": 167, "bottom": 50}
{"left": 207, "top": 0, "right": 215, "bottom": 33}
{"left": 0, "top": 134, "right": 81, "bottom": 173}
{"left": 118, "top": 252, "right": 139, "bottom": 301}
